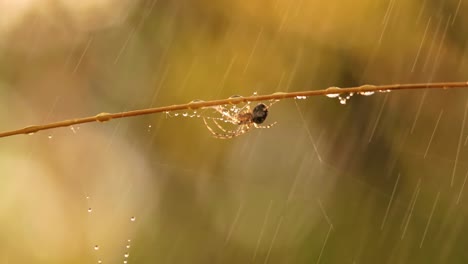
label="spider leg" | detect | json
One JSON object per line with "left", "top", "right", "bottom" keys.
{"left": 212, "top": 105, "right": 239, "bottom": 124}
{"left": 203, "top": 117, "right": 243, "bottom": 139}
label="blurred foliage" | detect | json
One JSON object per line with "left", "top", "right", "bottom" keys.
{"left": 1, "top": 0, "right": 468, "bottom": 263}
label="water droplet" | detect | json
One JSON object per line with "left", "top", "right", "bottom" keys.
{"left": 325, "top": 87, "right": 341, "bottom": 98}
{"left": 70, "top": 126, "right": 77, "bottom": 134}
{"left": 126, "top": 245, "right": 131, "bottom": 249}
{"left": 86, "top": 196, "right": 90, "bottom": 199}
{"left": 94, "top": 245, "right": 99, "bottom": 250}
{"left": 174, "top": 113, "right": 179, "bottom": 117}
{"left": 339, "top": 98, "right": 347, "bottom": 105}
{"left": 27, "top": 132, "right": 35, "bottom": 135}
{"left": 96, "top": 113, "right": 112, "bottom": 122}
{"left": 88, "top": 208, "right": 92, "bottom": 213}
{"left": 148, "top": 125, "right": 152, "bottom": 128}
{"left": 98, "top": 260, "right": 102, "bottom": 264}
{"left": 123, "top": 261, "right": 128, "bottom": 264}
{"left": 378, "top": 89, "right": 391, "bottom": 93}
{"left": 127, "top": 239, "right": 131, "bottom": 242}
{"left": 295, "top": 96, "right": 307, "bottom": 100}
{"left": 253, "top": 92, "right": 258, "bottom": 95}
{"left": 48, "top": 135, "right": 53, "bottom": 139}
{"left": 182, "top": 113, "right": 188, "bottom": 117}
{"left": 229, "top": 95, "right": 243, "bottom": 99}
{"left": 124, "top": 253, "right": 129, "bottom": 258}
{"left": 130, "top": 216, "right": 136, "bottom": 222}
{"left": 359, "top": 91, "right": 375, "bottom": 96}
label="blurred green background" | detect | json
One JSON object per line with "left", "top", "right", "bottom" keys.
{"left": 1, "top": 0, "right": 468, "bottom": 263}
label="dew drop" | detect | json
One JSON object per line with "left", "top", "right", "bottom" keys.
{"left": 174, "top": 113, "right": 179, "bottom": 117}
{"left": 96, "top": 113, "right": 112, "bottom": 122}
{"left": 86, "top": 196, "right": 90, "bottom": 199}
{"left": 70, "top": 126, "right": 77, "bottom": 134}
{"left": 325, "top": 87, "right": 341, "bottom": 98}
{"left": 123, "top": 261, "right": 128, "bottom": 264}
{"left": 48, "top": 135, "right": 53, "bottom": 139}
{"left": 98, "top": 260, "right": 102, "bottom": 264}
{"left": 182, "top": 113, "right": 188, "bottom": 117}
{"left": 94, "top": 245, "right": 99, "bottom": 250}
{"left": 359, "top": 91, "right": 375, "bottom": 96}
{"left": 88, "top": 208, "right": 92, "bottom": 213}
{"left": 378, "top": 89, "right": 391, "bottom": 93}
{"left": 27, "top": 132, "right": 35, "bottom": 135}
{"left": 253, "top": 92, "right": 258, "bottom": 95}
{"left": 130, "top": 216, "right": 136, "bottom": 222}
{"left": 124, "top": 253, "right": 129, "bottom": 258}
{"left": 339, "top": 98, "right": 347, "bottom": 105}
{"left": 127, "top": 239, "right": 131, "bottom": 243}
{"left": 148, "top": 125, "right": 152, "bottom": 128}
{"left": 126, "top": 244, "right": 131, "bottom": 249}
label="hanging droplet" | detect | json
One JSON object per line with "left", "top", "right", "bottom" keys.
{"left": 94, "top": 245, "right": 99, "bottom": 250}
{"left": 98, "top": 260, "right": 102, "bottom": 264}
{"left": 127, "top": 239, "right": 131, "bottom": 243}
{"left": 130, "top": 216, "right": 136, "bottom": 222}
{"left": 295, "top": 96, "right": 307, "bottom": 100}
{"left": 359, "top": 91, "right": 375, "bottom": 96}
{"left": 378, "top": 89, "right": 391, "bottom": 93}
{"left": 123, "top": 261, "right": 128, "bottom": 264}
{"left": 88, "top": 208, "right": 92, "bottom": 213}
{"left": 182, "top": 112, "right": 188, "bottom": 117}
{"left": 27, "top": 132, "right": 36, "bottom": 135}
{"left": 86, "top": 196, "right": 90, "bottom": 200}
{"left": 339, "top": 97, "right": 347, "bottom": 105}
{"left": 325, "top": 87, "right": 341, "bottom": 98}
{"left": 124, "top": 253, "right": 129, "bottom": 258}
{"left": 126, "top": 244, "right": 131, "bottom": 249}
{"left": 48, "top": 135, "right": 53, "bottom": 139}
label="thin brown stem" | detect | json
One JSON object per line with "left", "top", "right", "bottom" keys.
{"left": 1, "top": 81, "right": 467, "bottom": 138}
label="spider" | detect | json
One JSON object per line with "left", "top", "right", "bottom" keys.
{"left": 203, "top": 102, "right": 277, "bottom": 139}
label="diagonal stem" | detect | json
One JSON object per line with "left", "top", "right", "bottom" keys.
{"left": 1, "top": 81, "right": 467, "bottom": 138}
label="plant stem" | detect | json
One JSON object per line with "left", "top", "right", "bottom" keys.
{"left": 1, "top": 81, "right": 467, "bottom": 138}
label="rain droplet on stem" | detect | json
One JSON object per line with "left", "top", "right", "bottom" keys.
{"left": 124, "top": 253, "right": 129, "bottom": 258}
{"left": 325, "top": 87, "right": 341, "bottom": 98}
{"left": 48, "top": 135, "right": 53, "bottom": 139}
{"left": 130, "top": 216, "right": 136, "bottom": 222}
{"left": 95, "top": 113, "right": 112, "bottom": 122}
{"left": 88, "top": 208, "right": 92, "bottom": 213}
{"left": 98, "top": 260, "right": 102, "bottom": 264}
{"left": 94, "top": 245, "right": 99, "bottom": 250}
{"left": 359, "top": 91, "right": 375, "bottom": 96}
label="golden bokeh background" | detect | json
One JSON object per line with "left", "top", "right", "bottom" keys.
{"left": 1, "top": 0, "right": 468, "bottom": 263}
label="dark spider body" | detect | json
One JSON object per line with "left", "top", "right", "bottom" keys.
{"left": 236, "top": 103, "right": 268, "bottom": 125}
{"left": 203, "top": 102, "right": 275, "bottom": 139}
